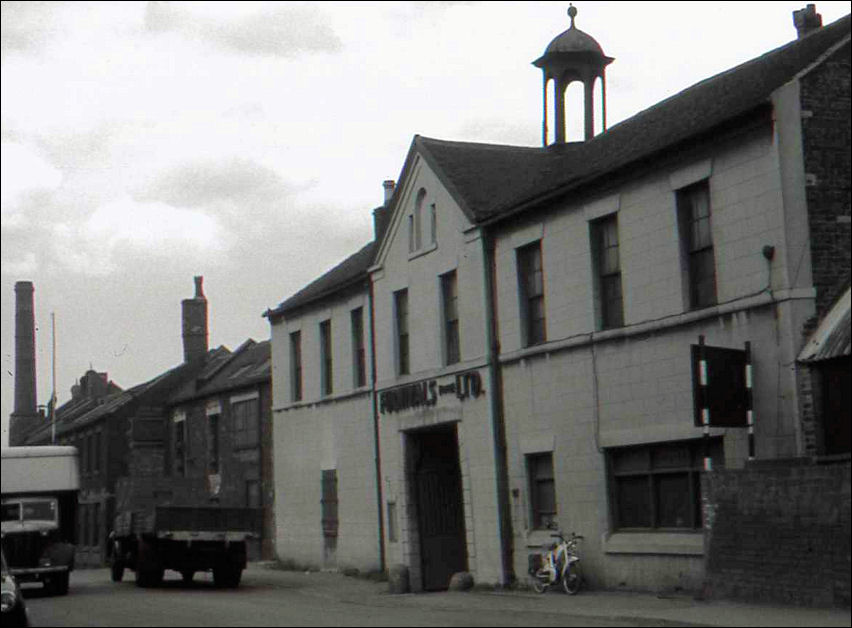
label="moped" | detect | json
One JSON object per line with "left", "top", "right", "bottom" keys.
{"left": 530, "top": 526, "right": 584, "bottom": 594}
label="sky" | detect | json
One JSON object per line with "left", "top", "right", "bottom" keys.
{"left": 2, "top": 1, "right": 850, "bottom": 445}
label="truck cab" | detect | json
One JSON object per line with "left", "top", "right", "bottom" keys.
{"left": 1, "top": 446, "right": 80, "bottom": 596}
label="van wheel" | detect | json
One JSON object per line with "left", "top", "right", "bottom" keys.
{"left": 49, "top": 572, "right": 70, "bottom": 596}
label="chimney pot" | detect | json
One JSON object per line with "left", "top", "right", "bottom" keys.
{"left": 383, "top": 180, "right": 396, "bottom": 206}
{"left": 793, "top": 4, "right": 822, "bottom": 39}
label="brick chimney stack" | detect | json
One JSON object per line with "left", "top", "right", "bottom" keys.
{"left": 182, "top": 276, "right": 208, "bottom": 365}
{"left": 10, "top": 281, "right": 40, "bottom": 446}
{"left": 373, "top": 180, "right": 395, "bottom": 241}
{"left": 793, "top": 4, "right": 822, "bottom": 39}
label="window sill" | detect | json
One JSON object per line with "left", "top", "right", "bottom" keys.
{"left": 604, "top": 531, "right": 704, "bottom": 556}
{"left": 408, "top": 242, "right": 437, "bottom": 261}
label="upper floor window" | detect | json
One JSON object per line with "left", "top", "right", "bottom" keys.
{"left": 592, "top": 214, "right": 624, "bottom": 329}
{"left": 678, "top": 181, "right": 716, "bottom": 309}
{"left": 351, "top": 307, "right": 366, "bottom": 388}
{"left": 231, "top": 396, "right": 260, "bottom": 450}
{"left": 394, "top": 289, "right": 410, "bottom": 375}
{"left": 172, "top": 410, "right": 187, "bottom": 478}
{"left": 290, "top": 330, "right": 302, "bottom": 402}
{"left": 517, "top": 240, "right": 546, "bottom": 347}
{"left": 320, "top": 320, "right": 333, "bottom": 396}
{"left": 441, "top": 270, "right": 460, "bottom": 365}
{"left": 207, "top": 401, "right": 221, "bottom": 473}
{"left": 409, "top": 188, "right": 436, "bottom": 253}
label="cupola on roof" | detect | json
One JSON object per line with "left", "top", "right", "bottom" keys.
{"left": 542, "top": 4, "right": 606, "bottom": 56}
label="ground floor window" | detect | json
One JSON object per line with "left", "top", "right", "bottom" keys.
{"left": 527, "top": 452, "right": 556, "bottom": 529}
{"left": 608, "top": 438, "right": 723, "bottom": 530}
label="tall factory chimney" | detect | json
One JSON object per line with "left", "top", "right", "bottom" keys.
{"left": 10, "top": 281, "right": 41, "bottom": 445}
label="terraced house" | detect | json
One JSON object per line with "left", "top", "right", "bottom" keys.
{"left": 267, "top": 5, "right": 850, "bottom": 600}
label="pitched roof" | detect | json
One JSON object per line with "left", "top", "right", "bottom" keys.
{"left": 265, "top": 240, "right": 376, "bottom": 320}
{"left": 799, "top": 286, "right": 852, "bottom": 363}
{"left": 419, "top": 13, "right": 851, "bottom": 224}
{"left": 169, "top": 339, "right": 270, "bottom": 403}
{"left": 23, "top": 348, "right": 231, "bottom": 444}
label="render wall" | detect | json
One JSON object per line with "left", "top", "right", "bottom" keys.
{"left": 371, "top": 154, "right": 505, "bottom": 587}
{"left": 272, "top": 393, "right": 380, "bottom": 572}
{"left": 493, "top": 124, "right": 813, "bottom": 592}
{"left": 270, "top": 289, "right": 380, "bottom": 571}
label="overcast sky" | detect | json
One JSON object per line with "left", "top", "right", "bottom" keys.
{"left": 2, "top": 1, "right": 849, "bottom": 445}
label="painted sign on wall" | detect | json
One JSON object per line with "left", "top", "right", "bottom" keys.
{"left": 379, "top": 370, "right": 483, "bottom": 414}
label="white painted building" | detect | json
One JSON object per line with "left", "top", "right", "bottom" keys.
{"left": 266, "top": 7, "right": 850, "bottom": 592}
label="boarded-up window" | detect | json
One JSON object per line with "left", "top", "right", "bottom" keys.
{"left": 321, "top": 470, "right": 338, "bottom": 538}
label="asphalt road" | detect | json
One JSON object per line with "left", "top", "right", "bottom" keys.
{"left": 22, "top": 566, "right": 668, "bottom": 627}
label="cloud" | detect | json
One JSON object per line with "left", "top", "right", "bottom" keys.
{"left": 0, "top": 1, "right": 56, "bottom": 55}
{"left": 144, "top": 1, "right": 342, "bottom": 57}
{"left": 138, "top": 157, "right": 290, "bottom": 209}
{"left": 48, "top": 196, "right": 226, "bottom": 276}
{"left": 1, "top": 141, "right": 63, "bottom": 217}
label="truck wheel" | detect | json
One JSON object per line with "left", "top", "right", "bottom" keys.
{"left": 111, "top": 541, "right": 125, "bottom": 582}
{"left": 213, "top": 565, "right": 242, "bottom": 588}
{"left": 135, "top": 540, "right": 164, "bottom": 588}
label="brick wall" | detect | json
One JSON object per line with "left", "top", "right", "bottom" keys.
{"left": 702, "top": 461, "right": 851, "bottom": 607}
{"left": 801, "top": 42, "right": 851, "bottom": 325}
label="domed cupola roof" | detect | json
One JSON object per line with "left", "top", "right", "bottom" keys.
{"left": 533, "top": 4, "right": 613, "bottom": 70}
{"left": 543, "top": 5, "right": 606, "bottom": 56}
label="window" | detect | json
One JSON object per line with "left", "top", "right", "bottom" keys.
{"left": 394, "top": 289, "right": 410, "bottom": 375}
{"left": 246, "top": 480, "right": 261, "bottom": 508}
{"left": 608, "top": 438, "right": 723, "bottom": 530}
{"left": 320, "top": 320, "right": 333, "bottom": 396}
{"left": 387, "top": 501, "right": 398, "bottom": 543}
{"left": 290, "top": 331, "right": 302, "bottom": 402}
{"left": 678, "top": 181, "right": 716, "bottom": 309}
{"left": 93, "top": 502, "right": 100, "bottom": 548}
{"left": 95, "top": 431, "right": 101, "bottom": 474}
{"left": 592, "top": 215, "right": 624, "bottom": 329}
{"left": 414, "top": 188, "right": 426, "bottom": 251}
{"left": 441, "top": 271, "right": 460, "bottom": 365}
{"left": 208, "top": 409, "right": 220, "bottom": 473}
{"left": 527, "top": 453, "right": 556, "bottom": 529}
{"left": 321, "top": 469, "right": 339, "bottom": 538}
{"left": 517, "top": 241, "right": 546, "bottom": 346}
{"left": 173, "top": 411, "right": 186, "bottom": 477}
{"left": 351, "top": 307, "right": 366, "bottom": 388}
{"left": 430, "top": 203, "right": 437, "bottom": 245}
{"left": 232, "top": 396, "right": 260, "bottom": 450}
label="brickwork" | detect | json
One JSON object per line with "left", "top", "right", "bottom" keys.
{"left": 702, "top": 461, "right": 851, "bottom": 607}
{"left": 800, "top": 42, "right": 852, "bottom": 325}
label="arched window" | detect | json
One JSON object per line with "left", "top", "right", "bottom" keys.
{"left": 414, "top": 188, "right": 426, "bottom": 250}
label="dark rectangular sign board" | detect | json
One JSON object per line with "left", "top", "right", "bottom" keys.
{"left": 691, "top": 344, "right": 748, "bottom": 428}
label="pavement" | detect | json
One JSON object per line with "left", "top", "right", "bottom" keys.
{"left": 253, "top": 563, "right": 852, "bottom": 627}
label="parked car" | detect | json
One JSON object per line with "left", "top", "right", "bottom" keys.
{"left": 1, "top": 546, "right": 30, "bottom": 627}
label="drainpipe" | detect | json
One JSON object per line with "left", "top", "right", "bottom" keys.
{"left": 482, "top": 227, "right": 515, "bottom": 587}
{"left": 368, "top": 274, "right": 386, "bottom": 573}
